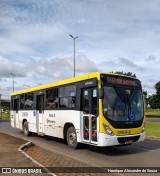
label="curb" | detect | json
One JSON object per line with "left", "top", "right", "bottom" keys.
{"left": 18, "top": 141, "right": 56, "bottom": 176}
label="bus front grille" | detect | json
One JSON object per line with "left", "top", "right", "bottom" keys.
{"left": 117, "top": 135, "right": 140, "bottom": 144}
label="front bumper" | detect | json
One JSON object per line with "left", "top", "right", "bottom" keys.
{"left": 98, "top": 131, "right": 145, "bottom": 146}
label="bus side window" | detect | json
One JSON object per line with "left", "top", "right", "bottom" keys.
{"left": 20, "top": 94, "right": 25, "bottom": 110}
{"left": 25, "top": 93, "right": 34, "bottom": 109}
{"left": 46, "top": 88, "right": 58, "bottom": 109}
{"left": 59, "top": 85, "right": 76, "bottom": 108}
{"left": 14, "top": 99, "right": 19, "bottom": 113}
{"left": 11, "top": 98, "right": 14, "bottom": 110}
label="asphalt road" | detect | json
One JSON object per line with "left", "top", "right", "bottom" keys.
{"left": 146, "top": 118, "right": 160, "bottom": 123}
{"left": 0, "top": 120, "right": 160, "bottom": 175}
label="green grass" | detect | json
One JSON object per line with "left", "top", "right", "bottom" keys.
{"left": 146, "top": 123, "right": 160, "bottom": 138}
{"left": 0, "top": 113, "right": 10, "bottom": 120}
{"left": 145, "top": 108, "right": 160, "bottom": 115}
{"left": 145, "top": 108, "right": 160, "bottom": 118}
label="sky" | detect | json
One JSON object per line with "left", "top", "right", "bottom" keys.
{"left": 0, "top": 0, "right": 160, "bottom": 99}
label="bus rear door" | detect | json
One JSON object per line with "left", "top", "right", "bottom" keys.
{"left": 81, "top": 88, "right": 98, "bottom": 144}
{"left": 36, "top": 95, "right": 44, "bottom": 134}
{"left": 14, "top": 99, "right": 19, "bottom": 128}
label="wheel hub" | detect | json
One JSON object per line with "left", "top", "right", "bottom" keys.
{"left": 69, "top": 132, "right": 76, "bottom": 145}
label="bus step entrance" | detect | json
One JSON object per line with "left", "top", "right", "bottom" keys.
{"left": 38, "top": 132, "right": 45, "bottom": 136}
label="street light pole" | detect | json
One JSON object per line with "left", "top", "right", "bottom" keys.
{"left": 69, "top": 35, "right": 79, "bottom": 77}
{"left": 10, "top": 73, "right": 15, "bottom": 92}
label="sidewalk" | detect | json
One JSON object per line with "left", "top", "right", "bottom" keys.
{"left": 0, "top": 132, "right": 114, "bottom": 176}
{"left": 0, "top": 132, "right": 47, "bottom": 176}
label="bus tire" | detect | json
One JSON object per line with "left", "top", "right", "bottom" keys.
{"left": 23, "top": 121, "right": 30, "bottom": 136}
{"left": 67, "top": 127, "right": 78, "bottom": 149}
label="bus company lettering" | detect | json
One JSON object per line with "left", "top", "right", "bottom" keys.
{"left": 46, "top": 119, "right": 56, "bottom": 124}
{"left": 85, "top": 81, "right": 93, "bottom": 85}
{"left": 49, "top": 113, "right": 53, "bottom": 117}
{"left": 107, "top": 77, "right": 135, "bottom": 86}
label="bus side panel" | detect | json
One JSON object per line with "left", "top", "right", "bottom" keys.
{"left": 44, "top": 110, "right": 81, "bottom": 142}
{"left": 18, "top": 110, "right": 37, "bottom": 133}
{"left": 10, "top": 110, "right": 15, "bottom": 128}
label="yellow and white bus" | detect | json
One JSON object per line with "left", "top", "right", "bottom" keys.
{"left": 11, "top": 72, "right": 145, "bottom": 148}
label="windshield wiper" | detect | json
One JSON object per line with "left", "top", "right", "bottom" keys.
{"left": 114, "top": 86, "right": 128, "bottom": 111}
{"left": 114, "top": 86, "right": 125, "bottom": 103}
{"left": 127, "top": 89, "right": 136, "bottom": 121}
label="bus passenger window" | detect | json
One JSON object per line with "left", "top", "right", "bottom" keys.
{"left": 46, "top": 88, "right": 58, "bottom": 109}
{"left": 11, "top": 98, "right": 14, "bottom": 110}
{"left": 59, "top": 85, "right": 76, "bottom": 108}
{"left": 20, "top": 94, "right": 25, "bottom": 109}
{"left": 59, "top": 96, "right": 75, "bottom": 108}
{"left": 25, "top": 93, "right": 34, "bottom": 109}
{"left": 14, "top": 99, "right": 19, "bottom": 113}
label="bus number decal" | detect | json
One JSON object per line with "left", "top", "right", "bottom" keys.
{"left": 117, "top": 130, "right": 131, "bottom": 135}
{"left": 22, "top": 112, "right": 28, "bottom": 117}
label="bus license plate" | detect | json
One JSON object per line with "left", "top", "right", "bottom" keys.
{"left": 125, "top": 140, "right": 133, "bottom": 144}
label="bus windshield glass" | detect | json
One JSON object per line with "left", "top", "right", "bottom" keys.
{"left": 100, "top": 74, "right": 144, "bottom": 122}
{"left": 103, "top": 86, "right": 144, "bottom": 122}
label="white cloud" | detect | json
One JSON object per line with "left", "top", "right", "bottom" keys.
{"left": 0, "top": 56, "right": 27, "bottom": 77}
{"left": 0, "top": 0, "right": 160, "bottom": 98}
{"left": 119, "top": 58, "right": 138, "bottom": 68}
{"left": 27, "top": 55, "right": 98, "bottom": 79}
{"left": 36, "top": 66, "right": 47, "bottom": 75}
{"left": 52, "top": 71, "right": 61, "bottom": 79}
{"left": 75, "top": 55, "right": 99, "bottom": 73}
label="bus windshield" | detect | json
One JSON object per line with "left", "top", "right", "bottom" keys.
{"left": 103, "top": 86, "right": 144, "bottom": 122}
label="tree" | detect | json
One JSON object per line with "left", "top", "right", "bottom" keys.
{"left": 113, "top": 71, "right": 136, "bottom": 78}
{"left": 112, "top": 71, "right": 153, "bottom": 107}
{"left": 149, "top": 81, "right": 160, "bottom": 109}
{"left": 143, "top": 90, "right": 149, "bottom": 107}
{"left": 155, "top": 81, "right": 160, "bottom": 96}
{"left": 149, "top": 95, "right": 157, "bottom": 109}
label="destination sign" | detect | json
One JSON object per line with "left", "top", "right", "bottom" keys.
{"left": 101, "top": 74, "right": 141, "bottom": 88}
{"left": 107, "top": 77, "right": 135, "bottom": 86}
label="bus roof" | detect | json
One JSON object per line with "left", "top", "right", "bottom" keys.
{"left": 11, "top": 72, "right": 139, "bottom": 96}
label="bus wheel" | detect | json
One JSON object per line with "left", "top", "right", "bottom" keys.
{"left": 23, "top": 121, "right": 30, "bottom": 136}
{"left": 67, "top": 127, "right": 78, "bottom": 149}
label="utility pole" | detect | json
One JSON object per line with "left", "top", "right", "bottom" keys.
{"left": 69, "top": 35, "right": 79, "bottom": 77}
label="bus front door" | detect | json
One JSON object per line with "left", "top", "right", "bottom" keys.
{"left": 14, "top": 99, "right": 19, "bottom": 128}
{"left": 81, "top": 88, "right": 98, "bottom": 144}
{"left": 36, "top": 95, "right": 44, "bottom": 134}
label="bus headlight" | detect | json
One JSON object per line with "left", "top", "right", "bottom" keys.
{"left": 141, "top": 123, "right": 145, "bottom": 133}
{"left": 103, "top": 123, "right": 114, "bottom": 136}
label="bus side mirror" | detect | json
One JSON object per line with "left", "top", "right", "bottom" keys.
{"left": 98, "top": 89, "right": 104, "bottom": 99}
